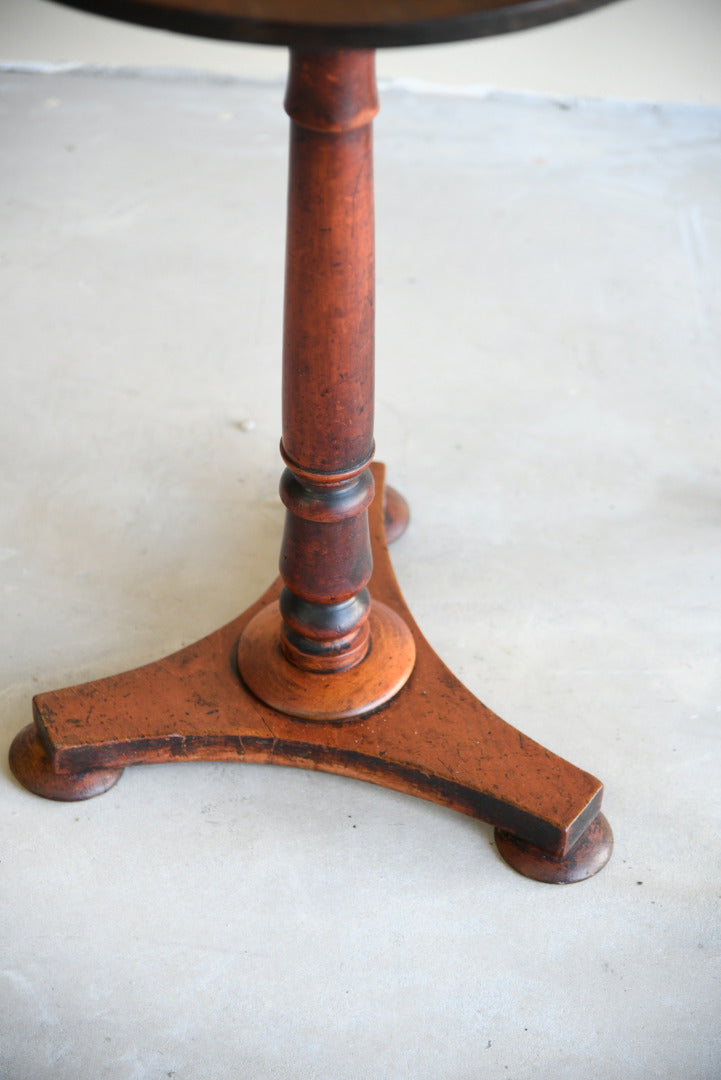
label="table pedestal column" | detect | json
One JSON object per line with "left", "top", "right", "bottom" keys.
{"left": 238, "top": 50, "right": 416, "bottom": 720}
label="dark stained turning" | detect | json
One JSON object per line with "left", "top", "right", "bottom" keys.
{"left": 49, "top": 0, "right": 622, "bottom": 48}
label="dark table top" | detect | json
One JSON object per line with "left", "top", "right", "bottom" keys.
{"left": 50, "top": 0, "right": 621, "bottom": 48}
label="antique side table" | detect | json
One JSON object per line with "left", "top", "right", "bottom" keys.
{"left": 10, "top": 0, "right": 617, "bottom": 882}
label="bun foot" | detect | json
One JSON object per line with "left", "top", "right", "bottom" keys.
{"left": 9, "top": 723, "right": 123, "bottom": 801}
{"left": 383, "top": 484, "right": 410, "bottom": 544}
{"left": 495, "top": 812, "right": 613, "bottom": 884}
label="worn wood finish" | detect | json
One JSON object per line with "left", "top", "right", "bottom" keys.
{"left": 9, "top": 722, "right": 123, "bottom": 801}
{"left": 496, "top": 812, "right": 613, "bottom": 883}
{"left": 237, "top": 51, "right": 416, "bottom": 715}
{"left": 238, "top": 599, "right": 416, "bottom": 720}
{"left": 48, "top": 0, "right": 622, "bottom": 48}
{"left": 10, "top": 465, "right": 611, "bottom": 880}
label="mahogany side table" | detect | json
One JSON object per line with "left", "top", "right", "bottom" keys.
{"left": 10, "top": 0, "right": 618, "bottom": 882}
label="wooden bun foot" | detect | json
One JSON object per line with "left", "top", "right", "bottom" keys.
{"left": 237, "top": 599, "right": 416, "bottom": 721}
{"left": 495, "top": 812, "right": 613, "bottom": 884}
{"left": 384, "top": 484, "right": 410, "bottom": 544}
{"left": 9, "top": 723, "right": 123, "bottom": 801}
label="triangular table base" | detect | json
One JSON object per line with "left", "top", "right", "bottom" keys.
{"left": 10, "top": 464, "right": 612, "bottom": 883}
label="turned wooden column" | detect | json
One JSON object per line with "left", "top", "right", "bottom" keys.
{"left": 237, "top": 49, "right": 416, "bottom": 719}
{"left": 279, "top": 48, "right": 377, "bottom": 674}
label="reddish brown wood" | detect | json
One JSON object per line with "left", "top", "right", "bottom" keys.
{"left": 268, "top": 49, "right": 380, "bottom": 677}
{"left": 10, "top": 465, "right": 608, "bottom": 882}
{"left": 237, "top": 54, "right": 416, "bottom": 714}
{"left": 9, "top": 42, "right": 613, "bottom": 881}
{"left": 9, "top": 722, "right": 123, "bottom": 801}
{"left": 495, "top": 812, "right": 613, "bottom": 883}
{"left": 48, "top": 0, "right": 622, "bottom": 49}
{"left": 238, "top": 599, "right": 416, "bottom": 720}
{"left": 384, "top": 485, "right": 410, "bottom": 544}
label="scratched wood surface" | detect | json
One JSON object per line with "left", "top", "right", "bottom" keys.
{"left": 13, "top": 465, "right": 604, "bottom": 858}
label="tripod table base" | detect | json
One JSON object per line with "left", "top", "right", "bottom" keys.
{"left": 9, "top": 463, "right": 611, "bottom": 882}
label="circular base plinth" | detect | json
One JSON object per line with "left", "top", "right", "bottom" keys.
{"left": 237, "top": 600, "right": 416, "bottom": 721}
{"left": 9, "top": 724, "right": 123, "bottom": 802}
{"left": 384, "top": 485, "right": 410, "bottom": 544}
{"left": 494, "top": 812, "right": 613, "bottom": 884}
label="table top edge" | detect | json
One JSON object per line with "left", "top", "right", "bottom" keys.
{"left": 48, "top": 0, "right": 623, "bottom": 49}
